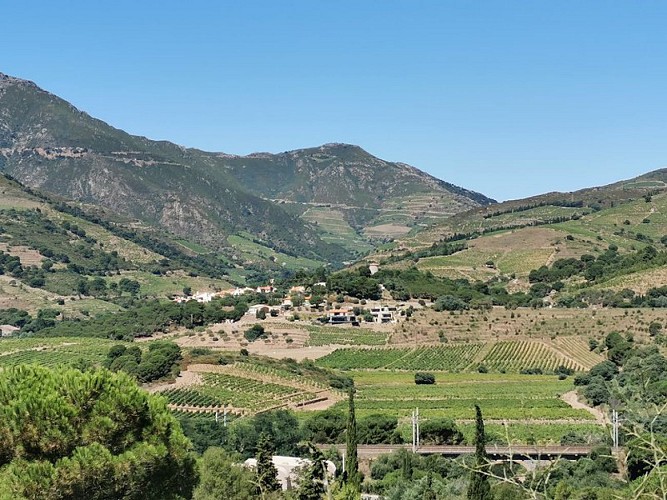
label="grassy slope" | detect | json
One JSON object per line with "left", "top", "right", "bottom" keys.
{"left": 0, "top": 175, "right": 231, "bottom": 313}
{"left": 401, "top": 190, "right": 667, "bottom": 294}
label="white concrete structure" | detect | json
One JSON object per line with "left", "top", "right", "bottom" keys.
{"left": 244, "top": 456, "right": 335, "bottom": 491}
{"left": 0, "top": 324, "right": 19, "bottom": 337}
{"left": 370, "top": 305, "right": 397, "bottom": 323}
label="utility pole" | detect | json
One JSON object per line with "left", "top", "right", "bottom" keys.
{"left": 612, "top": 409, "right": 620, "bottom": 450}
{"left": 609, "top": 398, "right": 621, "bottom": 451}
{"left": 412, "top": 410, "right": 416, "bottom": 452}
{"left": 411, "top": 408, "right": 420, "bottom": 452}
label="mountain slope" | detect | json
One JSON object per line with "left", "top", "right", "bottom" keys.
{"left": 0, "top": 72, "right": 493, "bottom": 264}
{"left": 378, "top": 169, "right": 667, "bottom": 290}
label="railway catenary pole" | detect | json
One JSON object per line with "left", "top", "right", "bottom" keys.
{"left": 411, "top": 410, "right": 415, "bottom": 452}
{"left": 416, "top": 408, "right": 420, "bottom": 449}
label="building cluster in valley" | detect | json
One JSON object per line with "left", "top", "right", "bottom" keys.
{"left": 173, "top": 277, "right": 409, "bottom": 324}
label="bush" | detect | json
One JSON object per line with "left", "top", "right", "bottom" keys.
{"left": 583, "top": 377, "right": 610, "bottom": 406}
{"left": 433, "top": 295, "right": 468, "bottom": 311}
{"left": 555, "top": 365, "right": 575, "bottom": 376}
{"left": 244, "top": 324, "right": 266, "bottom": 342}
{"left": 358, "top": 414, "right": 402, "bottom": 444}
{"left": 419, "top": 418, "right": 463, "bottom": 445}
{"left": 520, "top": 367, "right": 543, "bottom": 375}
{"left": 302, "top": 409, "right": 346, "bottom": 444}
{"left": 414, "top": 372, "right": 435, "bottom": 385}
{"left": 589, "top": 360, "right": 618, "bottom": 381}
{"left": 328, "top": 374, "right": 354, "bottom": 391}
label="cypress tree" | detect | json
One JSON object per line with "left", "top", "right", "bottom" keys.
{"left": 297, "top": 445, "right": 327, "bottom": 500}
{"left": 256, "top": 432, "right": 281, "bottom": 496}
{"left": 345, "top": 388, "right": 361, "bottom": 487}
{"left": 467, "top": 404, "right": 492, "bottom": 500}
{"left": 423, "top": 471, "right": 437, "bottom": 500}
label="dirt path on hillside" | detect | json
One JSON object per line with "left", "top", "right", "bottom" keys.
{"left": 561, "top": 390, "right": 608, "bottom": 425}
{"left": 545, "top": 249, "right": 559, "bottom": 267}
{"left": 147, "top": 370, "right": 202, "bottom": 393}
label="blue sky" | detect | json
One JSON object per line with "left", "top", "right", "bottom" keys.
{"left": 2, "top": 1, "right": 667, "bottom": 201}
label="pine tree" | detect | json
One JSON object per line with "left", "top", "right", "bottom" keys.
{"left": 467, "top": 404, "right": 492, "bottom": 500}
{"left": 344, "top": 388, "right": 361, "bottom": 487}
{"left": 256, "top": 432, "right": 281, "bottom": 497}
{"left": 0, "top": 365, "right": 197, "bottom": 499}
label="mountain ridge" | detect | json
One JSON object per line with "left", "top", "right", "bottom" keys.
{"left": 0, "top": 71, "right": 493, "bottom": 266}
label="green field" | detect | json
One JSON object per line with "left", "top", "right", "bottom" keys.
{"left": 227, "top": 233, "right": 324, "bottom": 270}
{"left": 300, "top": 207, "right": 374, "bottom": 255}
{"left": 106, "top": 271, "right": 231, "bottom": 298}
{"left": 306, "top": 325, "right": 388, "bottom": 346}
{"left": 417, "top": 243, "right": 555, "bottom": 277}
{"left": 316, "top": 340, "right": 589, "bottom": 373}
{"left": 326, "top": 371, "right": 603, "bottom": 445}
{"left": 0, "top": 337, "right": 120, "bottom": 368}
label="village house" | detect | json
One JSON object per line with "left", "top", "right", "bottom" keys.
{"left": 173, "top": 291, "right": 216, "bottom": 304}
{"left": 247, "top": 304, "right": 280, "bottom": 317}
{"left": 326, "top": 308, "right": 357, "bottom": 325}
{"left": 370, "top": 305, "right": 398, "bottom": 323}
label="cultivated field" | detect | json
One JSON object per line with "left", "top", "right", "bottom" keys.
{"left": 227, "top": 232, "right": 324, "bottom": 270}
{"left": 301, "top": 207, "right": 374, "bottom": 255}
{"left": 320, "top": 371, "right": 607, "bottom": 445}
{"left": 154, "top": 362, "right": 344, "bottom": 415}
{"left": 0, "top": 337, "right": 119, "bottom": 369}
{"left": 316, "top": 338, "right": 599, "bottom": 373}
{"left": 394, "top": 306, "right": 666, "bottom": 345}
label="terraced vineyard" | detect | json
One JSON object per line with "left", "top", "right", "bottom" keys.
{"left": 391, "top": 345, "right": 483, "bottom": 370}
{"left": 224, "top": 362, "right": 334, "bottom": 391}
{"left": 159, "top": 372, "right": 318, "bottom": 414}
{"left": 316, "top": 348, "right": 409, "bottom": 370}
{"left": 553, "top": 337, "right": 605, "bottom": 368}
{"left": 317, "top": 339, "right": 596, "bottom": 373}
{"left": 306, "top": 326, "right": 388, "bottom": 346}
{"left": 161, "top": 388, "right": 222, "bottom": 408}
{"left": 316, "top": 344, "right": 482, "bottom": 371}
{"left": 478, "top": 341, "right": 581, "bottom": 372}
{"left": 457, "top": 422, "right": 605, "bottom": 446}
{"left": 0, "top": 337, "right": 117, "bottom": 368}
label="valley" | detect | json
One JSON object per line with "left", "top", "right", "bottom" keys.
{"left": 1, "top": 71, "right": 667, "bottom": 498}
